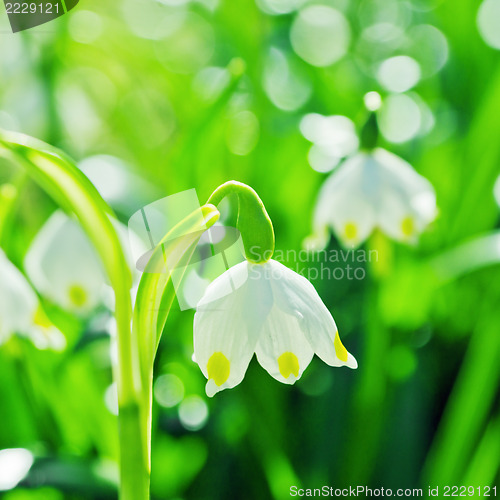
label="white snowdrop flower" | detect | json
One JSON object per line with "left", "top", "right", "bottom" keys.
{"left": 25, "top": 211, "right": 139, "bottom": 316}
{"left": 194, "top": 259, "right": 357, "bottom": 397}
{"left": 312, "top": 148, "right": 437, "bottom": 247}
{"left": 0, "top": 249, "right": 65, "bottom": 350}
{"left": 24, "top": 211, "right": 107, "bottom": 315}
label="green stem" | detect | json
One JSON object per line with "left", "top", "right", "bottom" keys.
{"left": 118, "top": 403, "right": 150, "bottom": 500}
{"left": 116, "top": 291, "right": 148, "bottom": 500}
{"left": 207, "top": 180, "right": 275, "bottom": 263}
{"left": 130, "top": 204, "right": 220, "bottom": 500}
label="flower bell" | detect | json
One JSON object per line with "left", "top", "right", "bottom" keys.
{"left": 24, "top": 210, "right": 137, "bottom": 315}
{"left": 193, "top": 181, "right": 356, "bottom": 397}
{"left": 195, "top": 259, "right": 357, "bottom": 396}
{"left": 312, "top": 148, "right": 437, "bottom": 248}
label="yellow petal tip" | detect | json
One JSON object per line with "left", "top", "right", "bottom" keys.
{"left": 278, "top": 352, "right": 300, "bottom": 379}
{"left": 334, "top": 331, "right": 348, "bottom": 362}
{"left": 207, "top": 352, "right": 230, "bottom": 387}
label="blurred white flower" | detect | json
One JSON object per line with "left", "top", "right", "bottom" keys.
{"left": 194, "top": 259, "right": 357, "bottom": 397}
{"left": 0, "top": 249, "right": 65, "bottom": 350}
{"left": 311, "top": 148, "right": 437, "bottom": 248}
{"left": 24, "top": 211, "right": 107, "bottom": 315}
{"left": 25, "top": 211, "right": 141, "bottom": 316}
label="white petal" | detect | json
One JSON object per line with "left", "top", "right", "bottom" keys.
{"left": 265, "top": 260, "right": 357, "bottom": 368}
{"left": 255, "top": 306, "right": 314, "bottom": 384}
{"left": 196, "top": 260, "right": 249, "bottom": 306}
{"left": 24, "top": 211, "right": 106, "bottom": 313}
{"left": 314, "top": 153, "right": 377, "bottom": 247}
{"left": 194, "top": 261, "right": 272, "bottom": 396}
{"left": 373, "top": 148, "right": 437, "bottom": 241}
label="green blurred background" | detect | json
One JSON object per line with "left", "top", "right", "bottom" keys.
{"left": 1, "top": 0, "right": 500, "bottom": 498}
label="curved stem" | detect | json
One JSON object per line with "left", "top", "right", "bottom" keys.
{"left": 208, "top": 180, "right": 274, "bottom": 263}
{"left": 130, "top": 204, "right": 220, "bottom": 500}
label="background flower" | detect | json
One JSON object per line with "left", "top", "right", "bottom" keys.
{"left": 24, "top": 211, "right": 108, "bottom": 315}
{"left": 312, "top": 148, "right": 437, "bottom": 248}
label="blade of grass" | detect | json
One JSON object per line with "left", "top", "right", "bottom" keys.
{"left": 463, "top": 415, "right": 500, "bottom": 487}
{"left": 423, "top": 307, "right": 500, "bottom": 487}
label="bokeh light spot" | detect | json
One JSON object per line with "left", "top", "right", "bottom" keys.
{"left": 307, "top": 144, "right": 340, "bottom": 173}
{"left": 256, "top": 0, "right": 306, "bottom": 15}
{"left": 377, "top": 93, "right": 421, "bottom": 143}
{"left": 154, "top": 374, "right": 185, "bottom": 408}
{"left": 225, "top": 110, "right": 260, "bottom": 156}
{"left": 364, "top": 91, "right": 382, "bottom": 111}
{"left": 263, "top": 48, "right": 311, "bottom": 111}
{"left": 155, "top": 12, "right": 215, "bottom": 74}
{"left": 301, "top": 113, "right": 358, "bottom": 172}
{"left": 69, "top": 10, "right": 103, "bottom": 44}
{"left": 377, "top": 56, "right": 421, "bottom": 93}
{"left": 193, "top": 66, "right": 230, "bottom": 101}
{"left": 477, "top": 0, "right": 500, "bottom": 50}
{"left": 290, "top": 6, "right": 350, "bottom": 67}
{"left": 408, "top": 24, "right": 448, "bottom": 77}
{"left": 178, "top": 395, "right": 209, "bottom": 431}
